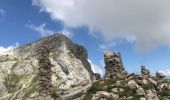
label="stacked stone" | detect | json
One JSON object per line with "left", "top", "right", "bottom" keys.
{"left": 38, "top": 42, "right": 53, "bottom": 96}
{"left": 156, "top": 71, "right": 166, "bottom": 79}
{"left": 141, "top": 65, "right": 150, "bottom": 79}
{"left": 104, "top": 51, "right": 125, "bottom": 79}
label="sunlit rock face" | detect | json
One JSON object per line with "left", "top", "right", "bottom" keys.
{"left": 0, "top": 33, "right": 93, "bottom": 100}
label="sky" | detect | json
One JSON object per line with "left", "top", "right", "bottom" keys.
{"left": 0, "top": 0, "right": 170, "bottom": 78}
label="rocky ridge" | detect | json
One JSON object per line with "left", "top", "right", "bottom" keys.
{"left": 83, "top": 51, "right": 170, "bottom": 100}
{"left": 0, "top": 33, "right": 94, "bottom": 100}
{"left": 0, "top": 33, "right": 169, "bottom": 100}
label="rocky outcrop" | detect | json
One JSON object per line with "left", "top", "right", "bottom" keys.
{"left": 0, "top": 33, "right": 170, "bottom": 100}
{"left": 0, "top": 33, "right": 93, "bottom": 100}
{"left": 13, "top": 33, "right": 94, "bottom": 78}
{"left": 83, "top": 51, "right": 170, "bottom": 100}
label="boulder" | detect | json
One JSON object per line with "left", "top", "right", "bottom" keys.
{"left": 136, "top": 87, "right": 145, "bottom": 96}
{"left": 156, "top": 72, "right": 166, "bottom": 79}
{"left": 93, "top": 73, "right": 102, "bottom": 80}
{"left": 111, "top": 88, "right": 118, "bottom": 93}
{"left": 146, "top": 90, "right": 159, "bottom": 100}
{"left": 128, "top": 80, "right": 140, "bottom": 89}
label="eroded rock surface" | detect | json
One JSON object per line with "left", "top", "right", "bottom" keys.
{"left": 0, "top": 33, "right": 93, "bottom": 100}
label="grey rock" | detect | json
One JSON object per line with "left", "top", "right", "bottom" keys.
{"left": 58, "top": 60, "right": 69, "bottom": 75}
{"left": 146, "top": 90, "right": 159, "bottom": 100}
{"left": 111, "top": 88, "right": 118, "bottom": 93}
{"left": 136, "top": 87, "right": 145, "bottom": 96}
{"left": 156, "top": 71, "right": 166, "bottom": 79}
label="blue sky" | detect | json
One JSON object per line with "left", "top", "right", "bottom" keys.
{"left": 0, "top": 0, "right": 170, "bottom": 77}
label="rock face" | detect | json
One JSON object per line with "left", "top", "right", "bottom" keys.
{"left": 104, "top": 51, "right": 126, "bottom": 79}
{"left": 0, "top": 33, "right": 93, "bottom": 100}
{"left": 14, "top": 33, "right": 94, "bottom": 78}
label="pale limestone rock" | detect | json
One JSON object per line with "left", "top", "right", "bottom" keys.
{"left": 112, "top": 94, "right": 119, "bottom": 99}
{"left": 0, "top": 80, "right": 6, "bottom": 97}
{"left": 148, "top": 78, "right": 157, "bottom": 86}
{"left": 13, "top": 60, "right": 34, "bottom": 75}
{"left": 0, "top": 33, "right": 93, "bottom": 99}
{"left": 0, "top": 61, "right": 16, "bottom": 74}
{"left": 128, "top": 80, "right": 140, "bottom": 89}
{"left": 140, "top": 97, "right": 147, "bottom": 100}
{"left": 111, "top": 88, "right": 118, "bottom": 93}
{"left": 119, "top": 88, "right": 124, "bottom": 92}
{"left": 136, "top": 87, "right": 145, "bottom": 96}
{"left": 98, "top": 91, "right": 113, "bottom": 98}
{"left": 142, "top": 79, "right": 148, "bottom": 84}
{"left": 146, "top": 90, "right": 159, "bottom": 100}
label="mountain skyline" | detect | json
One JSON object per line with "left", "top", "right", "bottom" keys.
{"left": 0, "top": 0, "right": 170, "bottom": 77}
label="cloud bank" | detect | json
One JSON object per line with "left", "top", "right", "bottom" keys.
{"left": 26, "top": 23, "right": 73, "bottom": 37}
{"left": 0, "top": 8, "right": 5, "bottom": 16}
{"left": 159, "top": 69, "right": 170, "bottom": 79}
{"left": 0, "top": 43, "right": 19, "bottom": 55}
{"left": 25, "top": 23, "right": 54, "bottom": 37}
{"left": 32, "top": 0, "right": 170, "bottom": 50}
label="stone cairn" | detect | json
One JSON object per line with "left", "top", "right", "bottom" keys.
{"left": 141, "top": 65, "right": 150, "bottom": 79}
{"left": 38, "top": 41, "right": 53, "bottom": 96}
{"left": 104, "top": 51, "right": 126, "bottom": 79}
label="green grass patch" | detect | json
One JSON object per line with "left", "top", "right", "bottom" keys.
{"left": 158, "top": 90, "right": 170, "bottom": 97}
{"left": 83, "top": 79, "right": 117, "bottom": 100}
{"left": 3, "top": 73, "right": 22, "bottom": 93}
{"left": 53, "top": 52, "right": 59, "bottom": 60}
{"left": 67, "top": 52, "right": 75, "bottom": 58}
{"left": 141, "top": 84, "right": 154, "bottom": 90}
{"left": 23, "top": 75, "right": 38, "bottom": 99}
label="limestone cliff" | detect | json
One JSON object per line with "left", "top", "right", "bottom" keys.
{"left": 0, "top": 33, "right": 94, "bottom": 100}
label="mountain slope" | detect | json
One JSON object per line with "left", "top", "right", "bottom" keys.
{"left": 0, "top": 33, "right": 94, "bottom": 100}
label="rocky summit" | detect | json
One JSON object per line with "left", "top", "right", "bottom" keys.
{"left": 0, "top": 33, "right": 95, "bottom": 100}
{"left": 0, "top": 34, "right": 170, "bottom": 100}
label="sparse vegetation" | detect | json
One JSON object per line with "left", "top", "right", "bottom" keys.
{"left": 141, "top": 84, "right": 154, "bottom": 90}
{"left": 83, "top": 79, "right": 117, "bottom": 100}
{"left": 13, "top": 57, "right": 19, "bottom": 61}
{"left": 23, "top": 75, "right": 38, "bottom": 99}
{"left": 53, "top": 52, "right": 59, "bottom": 60}
{"left": 67, "top": 52, "right": 74, "bottom": 58}
{"left": 3, "top": 73, "right": 22, "bottom": 93}
{"left": 11, "top": 62, "right": 18, "bottom": 70}
{"left": 158, "top": 90, "right": 170, "bottom": 97}
{"left": 55, "top": 74, "right": 62, "bottom": 80}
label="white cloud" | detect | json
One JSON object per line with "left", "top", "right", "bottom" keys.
{"left": 0, "top": 42, "right": 19, "bottom": 55}
{"left": 88, "top": 59, "right": 104, "bottom": 76}
{"left": 62, "top": 29, "right": 73, "bottom": 38}
{"left": 0, "top": 9, "right": 5, "bottom": 16}
{"left": 159, "top": 69, "right": 170, "bottom": 78}
{"left": 26, "top": 23, "right": 73, "bottom": 37}
{"left": 25, "top": 23, "right": 54, "bottom": 37}
{"left": 99, "top": 42, "right": 116, "bottom": 50}
{"left": 33, "top": 0, "right": 170, "bottom": 51}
